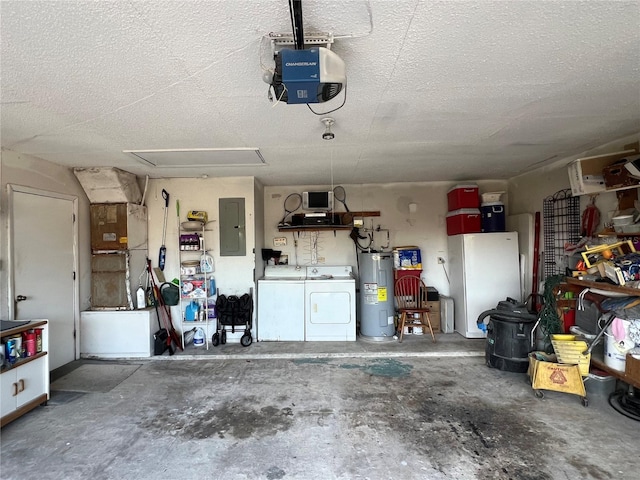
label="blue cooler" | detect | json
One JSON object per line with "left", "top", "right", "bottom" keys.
{"left": 481, "top": 202, "right": 505, "bottom": 232}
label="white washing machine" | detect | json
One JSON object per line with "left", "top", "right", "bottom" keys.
{"left": 257, "top": 265, "right": 306, "bottom": 341}
{"left": 305, "top": 265, "right": 356, "bottom": 341}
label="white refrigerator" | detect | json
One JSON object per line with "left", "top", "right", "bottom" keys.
{"left": 447, "top": 232, "right": 521, "bottom": 338}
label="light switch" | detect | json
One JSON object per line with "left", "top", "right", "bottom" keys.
{"left": 273, "top": 237, "right": 287, "bottom": 247}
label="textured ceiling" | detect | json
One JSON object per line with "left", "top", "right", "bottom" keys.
{"left": 1, "top": 0, "right": 639, "bottom": 186}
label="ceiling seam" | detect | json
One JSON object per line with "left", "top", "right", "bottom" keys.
{"left": 354, "top": 0, "right": 421, "bottom": 173}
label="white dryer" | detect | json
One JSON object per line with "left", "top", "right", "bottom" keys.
{"left": 305, "top": 265, "right": 356, "bottom": 341}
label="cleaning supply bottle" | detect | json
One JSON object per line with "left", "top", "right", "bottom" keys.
{"left": 193, "top": 328, "right": 205, "bottom": 347}
{"left": 185, "top": 301, "right": 198, "bottom": 321}
{"left": 136, "top": 285, "right": 146, "bottom": 309}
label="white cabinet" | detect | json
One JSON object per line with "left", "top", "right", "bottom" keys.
{"left": 1, "top": 320, "right": 49, "bottom": 427}
{"left": 179, "top": 222, "right": 216, "bottom": 349}
{"left": 80, "top": 309, "right": 158, "bottom": 358}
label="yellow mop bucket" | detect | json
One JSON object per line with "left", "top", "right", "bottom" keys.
{"left": 551, "top": 334, "right": 591, "bottom": 376}
{"left": 528, "top": 352, "right": 587, "bottom": 404}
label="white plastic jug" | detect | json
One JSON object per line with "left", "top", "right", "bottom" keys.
{"left": 604, "top": 318, "right": 635, "bottom": 371}
{"left": 201, "top": 254, "right": 214, "bottom": 273}
{"left": 136, "top": 285, "right": 146, "bottom": 309}
{"left": 193, "top": 328, "right": 205, "bottom": 347}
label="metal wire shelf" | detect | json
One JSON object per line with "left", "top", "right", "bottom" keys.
{"left": 543, "top": 189, "right": 581, "bottom": 276}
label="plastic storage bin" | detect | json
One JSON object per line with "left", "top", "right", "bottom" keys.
{"left": 447, "top": 184, "right": 479, "bottom": 211}
{"left": 446, "top": 209, "right": 482, "bottom": 236}
{"left": 584, "top": 370, "right": 616, "bottom": 397}
{"left": 439, "top": 295, "right": 454, "bottom": 333}
{"left": 481, "top": 202, "right": 506, "bottom": 232}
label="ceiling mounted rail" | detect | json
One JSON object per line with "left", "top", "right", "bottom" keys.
{"left": 290, "top": 0, "right": 304, "bottom": 49}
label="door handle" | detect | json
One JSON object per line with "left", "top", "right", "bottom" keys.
{"left": 18, "top": 379, "right": 25, "bottom": 392}
{"left": 16, "top": 295, "right": 27, "bottom": 302}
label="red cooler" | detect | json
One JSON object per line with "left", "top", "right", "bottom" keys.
{"left": 446, "top": 209, "right": 482, "bottom": 236}
{"left": 447, "top": 184, "right": 479, "bottom": 211}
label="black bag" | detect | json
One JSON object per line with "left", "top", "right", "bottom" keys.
{"left": 153, "top": 328, "right": 169, "bottom": 355}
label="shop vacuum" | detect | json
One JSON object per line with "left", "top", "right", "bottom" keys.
{"left": 477, "top": 298, "right": 538, "bottom": 373}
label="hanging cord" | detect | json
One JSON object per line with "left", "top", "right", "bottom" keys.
{"left": 441, "top": 263, "right": 450, "bottom": 285}
{"left": 538, "top": 274, "right": 565, "bottom": 351}
{"left": 306, "top": 86, "right": 347, "bottom": 115}
{"left": 138, "top": 264, "right": 148, "bottom": 287}
{"left": 330, "top": 148, "right": 334, "bottom": 193}
{"left": 350, "top": 227, "right": 373, "bottom": 251}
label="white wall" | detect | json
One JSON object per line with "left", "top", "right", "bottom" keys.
{"left": 254, "top": 179, "right": 265, "bottom": 282}
{"left": 3, "top": 130, "right": 636, "bottom": 334}
{"left": 0, "top": 150, "right": 92, "bottom": 318}
{"left": 145, "top": 177, "right": 257, "bottom": 330}
{"left": 264, "top": 180, "right": 508, "bottom": 295}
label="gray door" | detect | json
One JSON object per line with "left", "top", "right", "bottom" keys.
{"left": 10, "top": 186, "right": 78, "bottom": 370}
{"left": 219, "top": 198, "right": 246, "bottom": 256}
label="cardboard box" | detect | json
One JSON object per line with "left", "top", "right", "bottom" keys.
{"left": 447, "top": 184, "right": 479, "bottom": 211}
{"left": 446, "top": 209, "right": 481, "bottom": 236}
{"left": 568, "top": 149, "right": 637, "bottom": 195}
{"left": 602, "top": 159, "right": 640, "bottom": 189}
{"left": 90, "top": 203, "right": 147, "bottom": 251}
{"left": 625, "top": 353, "right": 640, "bottom": 385}
{"left": 424, "top": 300, "right": 441, "bottom": 332}
{"left": 393, "top": 247, "right": 422, "bottom": 270}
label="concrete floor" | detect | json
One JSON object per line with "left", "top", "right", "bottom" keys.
{"left": 1, "top": 334, "right": 638, "bottom": 480}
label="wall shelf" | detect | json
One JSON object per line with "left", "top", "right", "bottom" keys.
{"left": 278, "top": 225, "right": 351, "bottom": 232}
{"left": 597, "top": 229, "right": 640, "bottom": 237}
{"left": 278, "top": 211, "right": 380, "bottom": 232}
{"left": 563, "top": 277, "right": 640, "bottom": 389}
{"left": 591, "top": 354, "right": 640, "bottom": 389}
{"left": 565, "top": 277, "right": 640, "bottom": 297}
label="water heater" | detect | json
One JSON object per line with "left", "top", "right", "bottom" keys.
{"left": 358, "top": 252, "right": 396, "bottom": 341}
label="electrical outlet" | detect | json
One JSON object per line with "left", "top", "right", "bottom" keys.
{"left": 273, "top": 237, "right": 287, "bottom": 247}
{"left": 437, "top": 257, "right": 446, "bottom": 264}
